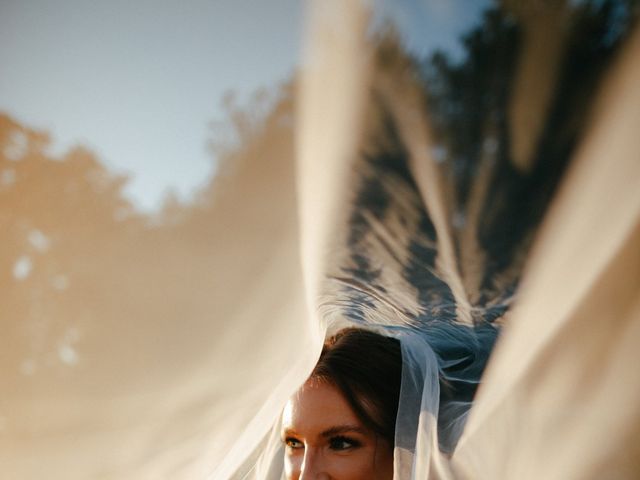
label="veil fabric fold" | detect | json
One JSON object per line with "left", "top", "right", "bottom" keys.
{"left": 225, "top": 1, "right": 640, "bottom": 478}
{"left": 3, "top": 1, "right": 639, "bottom": 479}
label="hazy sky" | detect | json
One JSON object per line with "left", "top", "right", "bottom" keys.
{"left": 374, "top": 0, "right": 491, "bottom": 62}
{"left": 1, "top": 0, "right": 489, "bottom": 211}
{"left": 0, "top": 0, "right": 304, "bottom": 211}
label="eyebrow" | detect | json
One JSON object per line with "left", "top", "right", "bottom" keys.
{"left": 282, "top": 424, "right": 367, "bottom": 439}
{"left": 320, "top": 424, "right": 368, "bottom": 438}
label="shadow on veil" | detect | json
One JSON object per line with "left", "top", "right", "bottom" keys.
{"left": 2, "top": 1, "right": 639, "bottom": 479}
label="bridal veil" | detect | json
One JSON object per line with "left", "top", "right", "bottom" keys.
{"left": 2, "top": 1, "right": 639, "bottom": 479}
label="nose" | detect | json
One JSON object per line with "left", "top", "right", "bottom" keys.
{"left": 298, "top": 448, "right": 328, "bottom": 480}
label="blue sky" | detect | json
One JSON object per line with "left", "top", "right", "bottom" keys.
{"left": 1, "top": 0, "right": 489, "bottom": 211}
{"left": 373, "top": 0, "right": 491, "bottom": 62}
{"left": 0, "top": 0, "right": 304, "bottom": 211}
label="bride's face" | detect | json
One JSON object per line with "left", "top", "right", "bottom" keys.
{"left": 282, "top": 379, "right": 393, "bottom": 480}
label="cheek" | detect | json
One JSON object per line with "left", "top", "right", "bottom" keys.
{"left": 325, "top": 449, "right": 380, "bottom": 480}
{"left": 284, "top": 448, "right": 380, "bottom": 480}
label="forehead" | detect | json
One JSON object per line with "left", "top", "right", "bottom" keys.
{"left": 282, "top": 380, "right": 362, "bottom": 435}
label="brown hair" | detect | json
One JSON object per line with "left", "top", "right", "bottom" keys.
{"left": 310, "top": 328, "right": 402, "bottom": 443}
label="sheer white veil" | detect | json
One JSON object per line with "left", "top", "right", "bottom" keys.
{"left": 3, "top": 1, "right": 639, "bottom": 479}
{"left": 218, "top": 1, "right": 640, "bottom": 479}
{"left": 393, "top": 329, "right": 449, "bottom": 480}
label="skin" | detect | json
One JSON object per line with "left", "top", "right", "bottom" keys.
{"left": 282, "top": 379, "right": 393, "bottom": 480}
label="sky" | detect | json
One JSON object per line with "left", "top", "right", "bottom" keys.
{"left": 373, "top": 0, "right": 491, "bottom": 62}
{"left": 0, "top": 0, "right": 304, "bottom": 211}
{"left": 0, "top": 0, "right": 489, "bottom": 212}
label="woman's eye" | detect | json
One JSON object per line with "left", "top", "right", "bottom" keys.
{"left": 284, "top": 437, "right": 304, "bottom": 449}
{"left": 329, "top": 436, "right": 360, "bottom": 451}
